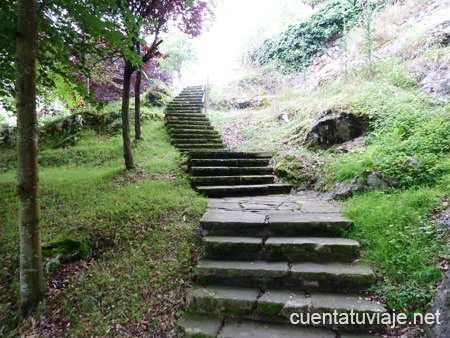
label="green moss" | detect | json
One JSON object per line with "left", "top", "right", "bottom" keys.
{"left": 42, "top": 235, "right": 90, "bottom": 262}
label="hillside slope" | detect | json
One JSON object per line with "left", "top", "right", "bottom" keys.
{"left": 206, "top": 0, "right": 450, "bottom": 336}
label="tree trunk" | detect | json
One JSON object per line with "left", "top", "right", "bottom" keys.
{"left": 121, "top": 61, "right": 135, "bottom": 170}
{"left": 15, "top": 0, "right": 44, "bottom": 316}
{"left": 134, "top": 70, "right": 142, "bottom": 141}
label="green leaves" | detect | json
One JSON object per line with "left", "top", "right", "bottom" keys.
{"left": 244, "top": 0, "right": 365, "bottom": 73}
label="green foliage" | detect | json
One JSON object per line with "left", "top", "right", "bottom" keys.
{"left": 327, "top": 60, "right": 450, "bottom": 189}
{"left": 343, "top": 189, "right": 448, "bottom": 313}
{"left": 243, "top": 0, "right": 366, "bottom": 72}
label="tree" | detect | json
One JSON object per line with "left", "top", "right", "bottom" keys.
{"left": 15, "top": 0, "right": 44, "bottom": 316}
{"left": 114, "top": 0, "right": 215, "bottom": 169}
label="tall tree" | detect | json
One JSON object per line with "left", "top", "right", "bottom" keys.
{"left": 15, "top": 0, "right": 44, "bottom": 316}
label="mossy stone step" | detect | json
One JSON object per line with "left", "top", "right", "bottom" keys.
{"left": 177, "top": 313, "right": 223, "bottom": 338}
{"left": 190, "top": 166, "right": 272, "bottom": 176}
{"left": 166, "top": 121, "right": 212, "bottom": 128}
{"left": 187, "top": 285, "right": 260, "bottom": 318}
{"left": 203, "top": 236, "right": 360, "bottom": 262}
{"left": 200, "top": 209, "right": 352, "bottom": 237}
{"left": 166, "top": 106, "right": 203, "bottom": 111}
{"left": 186, "top": 286, "right": 385, "bottom": 331}
{"left": 195, "top": 184, "right": 292, "bottom": 198}
{"left": 189, "top": 158, "right": 271, "bottom": 167}
{"left": 218, "top": 320, "right": 336, "bottom": 338}
{"left": 195, "top": 184, "right": 270, "bottom": 197}
{"left": 172, "top": 139, "right": 224, "bottom": 145}
{"left": 171, "top": 133, "right": 222, "bottom": 140}
{"left": 165, "top": 116, "right": 209, "bottom": 122}
{"left": 169, "top": 128, "right": 221, "bottom": 135}
{"left": 167, "top": 124, "right": 214, "bottom": 131}
{"left": 189, "top": 151, "right": 273, "bottom": 159}
{"left": 195, "top": 259, "right": 375, "bottom": 292}
{"left": 177, "top": 144, "right": 227, "bottom": 150}
{"left": 192, "top": 175, "right": 275, "bottom": 187}
{"left": 165, "top": 111, "right": 204, "bottom": 116}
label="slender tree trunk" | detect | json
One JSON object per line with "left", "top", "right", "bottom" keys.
{"left": 134, "top": 70, "right": 142, "bottom": 141}
{"left": 15, "top": 0, "right": 44, "bottom": 316}
{"left": 121, "top": 60, "right": 135, "bottom": 170}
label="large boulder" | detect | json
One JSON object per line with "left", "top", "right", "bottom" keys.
{"left": 305, "top": 110, "right": 369, "bottom": 149}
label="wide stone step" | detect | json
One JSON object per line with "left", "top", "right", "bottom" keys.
{"left": 200, "top": 209, "right": 352, "bottom": 237}
{"left": 171, "top": 133, "right": 222, "bottom": 140}
{"left": 196, "top": 184, "right": 292, "bottom": 198}
{"left": 165, "top": 111, "right": 204, "bottom": 116}
{"left": 186, "top": 285, "right": 385, "bottom": 331}
{"left": 190, "top": 158, "right": 271, "bottom": 167}
{"left": 203, "top": 236, "right": 360, "bottom": 262}
{"left": 192, "top": 175, "right": 275, "bottom": 187}
{"left": 165, "top": 116, "right": 209, "bottom": 122}
{"left": 166, "top": 106, "right": 203, "bottom": 111}
{"left": 190, "top": 166, "right": 272, "bottom": 176}
{"left": 177, "top": 144, "right": 227, "bottom": 150}
{"left": 172, "top": 138, "right": 224, "bottom": 145}
{"left": 178, "top": 313, "right": 382, "bottom": 338}
{"left": 189, "top": 151, "right": 273, "bottom": 159}
{"left": 168, "top": 123, "right": 214, "bottom": 129}
{"left": 169, "top": 128, "right": 221, "bottom": 135}
{"left": 166, "top": 121, "right": 212, "bottom": 128}
{"left": 195, "top": 259, "right": 375, "bottom": 292}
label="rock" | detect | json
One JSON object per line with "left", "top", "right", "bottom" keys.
{"left": 334, "top": 136, "right": 366, "bottom": 153}
{"left": 427, "top": 269, "right": 450, "bottom": 338}
{"left": 304, "top": 111, "right": 369, "bottom": 149}
{"left": 434, "top": 21, "right": 450, "bottom": 46}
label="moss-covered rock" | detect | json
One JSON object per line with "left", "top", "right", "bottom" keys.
{"left": 42, "top": 235, "right": 90, "bottom": 271}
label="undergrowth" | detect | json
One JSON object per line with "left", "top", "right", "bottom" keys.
{"left": 0, "top": 115, "right": 206, "bottom": 336}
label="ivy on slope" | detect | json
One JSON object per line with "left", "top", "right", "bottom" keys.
{"left": 244, "top": 0, "right": 365, "bottom": 73}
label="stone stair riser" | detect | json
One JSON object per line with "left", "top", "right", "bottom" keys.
{"left": 192, "top": 175, "right": 275, "bottom": 187}
{"left": 195, "top": 184, "right": 293, "bottom": 198}
{"left": 189, "top": 159, "right": 271, "bottom": 167}
{"left": 191, "top": 167, "right": 272, "bottom": 176}
{"left": 203, "top": 237, "right": 360, "bottom": 262}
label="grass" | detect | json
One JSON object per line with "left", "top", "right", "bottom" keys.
{"left": 343, "top": 188, "right": 449, "bottom": 313}
{"left": 0, "top": 112, "right": 206, "bottom": 337}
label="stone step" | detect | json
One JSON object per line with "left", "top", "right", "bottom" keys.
{"left": 192, "top": 175, "right": 275, "bottom": 187}
{"left": 165, "top": 111, "right": 204, "bottom": 116}
{"left": 203, "top": 236, "right": 360, "bottom": 262}
{"left": 195, "top": 184, "right": 293, "bottom": 198}
{"left": 169, "top": 129, "right": 221, "bottom": 136}
{"left": 166, "top": 121, "right": 212, "bottom": 127}
{"left": 171, "top": 133, "right": 222, "bottom": 140}
{"left": 190, "top": 166, "right": 272, "bottom": 176}
{"left": 185, "top": 285, "right": 385, "bottom": 331}
{"left": 195, "top": 259, "right": 375, "bottom": 292}
{"left": 172, "top": 138, "right": 224, "bottom": 145}
{"left": 165, "top": 116, "right": 209, "bottom": 122}
{"left": 166, "top": 106, "right": 203, "bottom": 111}
{"left": 200, "top": 209, "right": 352, "bottom": 237}
{"left": 177, "top": 144, "right": 227, "bottom": 150}
{"left": 189, "top": 158, "right": 271, "bottom": 167}
{"left": 167, "top": 124, "right": 214, "bottom": 131}
{"left": 189, "top": 151, "right": 273, "bottom": 159}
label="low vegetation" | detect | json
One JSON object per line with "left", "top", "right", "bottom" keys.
{"left": 0, "top": 109, "right": 206, "bottom": 336}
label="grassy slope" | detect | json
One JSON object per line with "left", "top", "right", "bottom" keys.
{"left": 207, "top": 0, "right": 450, "bottom": 315}
{"left": 0, "top": 113, "right": 206, "bottom": 336}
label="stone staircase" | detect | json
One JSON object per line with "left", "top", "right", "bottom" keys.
{"left": 165, "top": 86, "right": 292, "bottom": 197}
{"left": 164, "top": 87, "right": 385, "bottom": 337}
